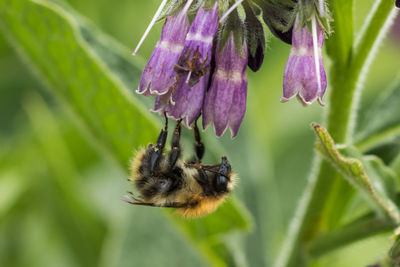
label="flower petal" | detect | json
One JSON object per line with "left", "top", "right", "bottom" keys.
{"left": 138, "top": 11, "right": 190, "bottom": 95}
{"left": 228, "top": 79, "right": 247, "bottom": 138}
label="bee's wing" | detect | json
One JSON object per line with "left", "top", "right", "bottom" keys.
{"left": 120, "top": 195, "right": 188, "bottom": 208}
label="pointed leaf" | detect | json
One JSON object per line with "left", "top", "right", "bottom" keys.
{"left": 313, "top": 123, "right": 400, "bottom": 223}
{"left": 356, "top": 82, "right": 400, "bottom": 152}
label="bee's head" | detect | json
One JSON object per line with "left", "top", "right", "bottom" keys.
{"left": 213, "top": 157, "right": 235, "bottom": 195}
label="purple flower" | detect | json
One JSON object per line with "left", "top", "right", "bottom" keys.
{"left": 137, "top": 7, "right": 190, "bottom": 96}
{"left": 281, "top": 17, "right": 327, "bottom": 106}
{"left": 153, "top": 2, "right": 219, "bottom": 128}
{"left": 152, "top": 72, "right": 209, "bottom": 128}
{"left": 203, "top": 35, "right": 248, "bottom": 138}
{"left": 169, "top": 73, "right": 210, "bottom": 128}
{"left": 174, "top": 3, "right": 219, "bottom": 86}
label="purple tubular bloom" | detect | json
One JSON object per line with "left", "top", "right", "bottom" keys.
{"left": 154, "top": 2, "right": 219, "bottom": 127}
{"left": 168, "top": 73, "right": 210, "bottom": 128}
{"left": 137, "top": 9, "right": 190, "bottom": 96}
{"left": 281, "top": 18, "right": 327, "bottom": 106}
{"left": 152, "top": 72, "right": 210, "bottom": 128}
{"left": 175, "top": 2, "right": 219, "bottom": 86}
{"left": 203, "top": 35, "right": 248, "bottom": 138}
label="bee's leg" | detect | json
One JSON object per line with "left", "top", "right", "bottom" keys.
{"left": 149, "top": 115, "right": 168, "bottom": 172}
{"left": 193, "top": 119, "right": 205, "bottom": 163}
{"left": 168, "top": 120, "right": 182, "bottom": 168}
{"left": 196, "top": 168, "right": 212, "bottom": 195}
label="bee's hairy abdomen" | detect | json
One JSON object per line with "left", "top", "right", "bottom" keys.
{"left": 131, "top": 148, "right": 191, "bottom": 201}
{"left": 177, "top": 196, "right": 227, "bottom": 218}
{"left": 130, "top": 148, "right": 147, "bottom": 179}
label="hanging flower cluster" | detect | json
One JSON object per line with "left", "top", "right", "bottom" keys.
{"left": 133, "top": 0, "right": 331, "bottom": 137}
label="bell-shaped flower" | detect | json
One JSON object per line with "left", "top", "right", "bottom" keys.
{"left": 152, "top": 72, "right": 210, "bottom": 128}
{"left": 174, "top": 2, "right": 219, "bottom": 86}
{"left": 281, "top": 17, "right": 327, "bottom": 106}
{"left": 169, "top": 72, "right": 210, "bottom": 128}
{"left": 203, "top": 35, "right": 248, "bottom": 138}
{"left": 137, "top": 6, "right": 190, "bottom": 96}
{"left": 153, "top": 2, "right": 219, "bottom": 128}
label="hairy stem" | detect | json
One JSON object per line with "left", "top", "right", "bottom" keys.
{"left": 275, "top": 1, "right": 398, "bottom": 266}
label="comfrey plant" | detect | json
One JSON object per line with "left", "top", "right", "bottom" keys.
{"left": 134, "top": 0, "right": 331, "bottom": 137}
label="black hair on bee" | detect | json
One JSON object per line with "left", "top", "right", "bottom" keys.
{"left": 121, "top": 118, "right": 236, "bottom": 218}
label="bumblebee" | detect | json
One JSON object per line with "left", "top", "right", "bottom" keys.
{"left": 122, "top": 118, "right": 236, "bottom": 218}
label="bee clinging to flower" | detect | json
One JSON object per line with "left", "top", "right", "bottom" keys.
{"left": 121, "top": 117, "right": 236, "bottom": 218}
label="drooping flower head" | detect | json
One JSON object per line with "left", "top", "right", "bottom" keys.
{"left": 175, "top": 2, "right": 219, "bottom": 86}
{"left": 166, "top": 73, "right": 211, "bottom": 128}
{"left": 281, "top": 0, "right": 331, "bottom": 106}
{"left": 203, "top": 33, "right": 248, "bottom": 138}
{"left": 281, "top": 16, "right": 327, "bottom": 106}
{"left": 153, "top": 1, "right": 219, "bottom": 128}
{"left": 137, "top": 0, "right": 193, "bottom": 96}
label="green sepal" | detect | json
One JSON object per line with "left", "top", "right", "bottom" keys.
{"left": 203, "top": 0, "right": 218, "bottom": 9}
{"left": 157, "top": 0, "right": 186, "bottom": 21}
{"left": 187, "top": 0, "right": 205, "bottom": 14}
{"left": 157, "top": 0, "right": 203, "bottom": 21}
{"left": 218, "top": 6, "right": 246, "bottom": 58}
{"left": 253, "top": 0, "right": 297, "bottom": 33}
{"left": 218, "top": 0, "right": 230, "bottom": 18}
{"left": 243, "top": 1, "right": 265, "bottom": 58}
{"left": 296, "top": 0, "right": 333, "bottom": 34}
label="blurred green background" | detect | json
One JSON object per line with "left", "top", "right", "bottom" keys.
{"left": 1, "top": 0, "right": 400, "bottom": 266}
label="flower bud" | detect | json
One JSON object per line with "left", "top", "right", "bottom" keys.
{"left": 281, "top": 17, "right": 327, "bottom": 106}
{"left": 203, "top": 35, "right": 248, "bottom": 138}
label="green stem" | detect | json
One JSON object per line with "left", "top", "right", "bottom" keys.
{"left": 327, "top": 0, "right": 397, "bottom": 142}
{"left": 275, "top": 1, "right": 397, "bottom": 266}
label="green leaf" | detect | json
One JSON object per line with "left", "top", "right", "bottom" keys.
{"left": 117, "top": 209, "right": 209, "bottom": 267}
{"left": 313, "top": 123, "right": 400, "bottom": 223}
{"left": 356, "top": 82, "right": 400, "bottom": 152}
{"left": 362, "top": 155, "right": 399, "bottom": 200}
{"left": 0, "top": 0, "right": 251, "bottom": 264}
{"left": 24, "top": 93, "right": 109, "bottom": 267}
{"left": 0, "top": 0, "right": 159, "bottom": 165}
{"left": 0, "top": 169, "right": 27, "bottom": 219}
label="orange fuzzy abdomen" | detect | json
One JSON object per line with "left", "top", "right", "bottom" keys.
{"left": 176, "top": 196, "right": 226, "bottom": 218}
